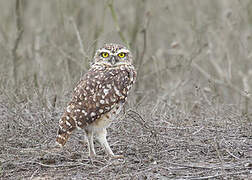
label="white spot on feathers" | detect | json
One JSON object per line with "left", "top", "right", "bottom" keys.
{"left": 93, "top": 94, "right": 96, "bottom": 101}
{"left": 105, "top": 106, "right": 110, "bottom": 110}
{"left": 59, "top": 118, "right": 63, "bottom": 124}
{"left": 103, "top": 89, "right": 109, "bottom": 95}
{"left": 106, "top": 84, "right": 112, "bottom": 89}
{"left": 57, "top": 134, "right": 66, "bottom": 140}
{"left": 66, "top": 121, "right": 71, "bottom": 127}
{"left": 82, "top": 110, "right": 87, "bottom": 116}
{"left": 59, "top": 125, "right": 66, "bottom": 132}
{"left": 122, "top": 88, "right": 127, "bottom": 95}
{"left": 55, "top": 141, "right": 63, "bottom": 147}
{"left": 114, "top": 86, "right": 123, "bottom": 97}
{"left": 110, "top": 97, "right": 116, "bottom": 102}
{"left": 90, "top": 112, "right": 96, "bottom": 117}
{"left": 83, "top": 91, "right": 87, "bottom": 96}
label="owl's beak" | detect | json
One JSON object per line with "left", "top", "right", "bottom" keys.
{"left": 109, "top": 56, "right": 118, "bottom": 65}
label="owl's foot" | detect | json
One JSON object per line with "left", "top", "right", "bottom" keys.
{"left": 109, "top": 154, "right": 124, "bottom": 159}
{"left": 87, "top": 150, "right": 96, "bottom": 164}
{"left": 89, "top": 151, "right": 96, "bottom": 158}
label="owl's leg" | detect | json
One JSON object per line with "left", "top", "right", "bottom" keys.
{"left": 85, "top": 129, "right": 96, "bottom": 158}
{"left": 95, "top": 128, "right": 123, "bottom": 159}
{"left": 95, "top": 128, "right": 113, "bottom": 156}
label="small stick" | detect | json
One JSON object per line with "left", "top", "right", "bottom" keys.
{"left": 70, "top": 18, "right": 89, "bottom": 70}
{"left": 108, "top": 0, "right": 128, "bottom": 47}
{"left": 12, "top": 0, "right": 24, "bottom": 85}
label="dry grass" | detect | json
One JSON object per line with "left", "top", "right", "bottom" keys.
{"left": 0, "top": 0, "right": 252, "bottom": 179}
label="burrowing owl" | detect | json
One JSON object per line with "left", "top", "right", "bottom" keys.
{"left": 56, "top": 43, "right": 136, "bottom": 158}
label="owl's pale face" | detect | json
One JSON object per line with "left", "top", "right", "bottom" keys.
{"left": 93, "top": 43, "right": 133, "bottom": 67}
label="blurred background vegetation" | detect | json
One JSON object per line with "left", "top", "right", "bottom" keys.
{"left": 1, "top": 1, "right": 252, "bottom": 178}
{"left": 0, "top": 0, "right": 252, "bottom": 117}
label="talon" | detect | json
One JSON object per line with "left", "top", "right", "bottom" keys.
{"left": 89, "top": 151, "right": 96, "bottom": 158}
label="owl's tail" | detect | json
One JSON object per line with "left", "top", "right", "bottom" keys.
{"left": 56, "top": 114, "right": 76, "bottom": 147}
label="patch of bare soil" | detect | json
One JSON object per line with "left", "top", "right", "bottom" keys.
{"left": 0, "top": 99, "right": 251, "bottom": 179}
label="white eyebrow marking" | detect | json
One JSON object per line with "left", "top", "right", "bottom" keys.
{"left": 117, "top": 49, "right": 130, "bottom": 54}
{"left": 97, "top": 49, "right": 111, "bottom": 54}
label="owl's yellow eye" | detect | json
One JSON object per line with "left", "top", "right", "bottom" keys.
{"left": 118, "top": 52, "right": 126, "bottom": 58}
{"left": 101, "top": 52, "right": 109, "bottom": 58}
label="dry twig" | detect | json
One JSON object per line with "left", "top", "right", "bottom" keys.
{"left": 12, "top": 0, "right": 24, "bottom": 85}
{"left": 107, "top": 0, "right": 128, "bottom": 47}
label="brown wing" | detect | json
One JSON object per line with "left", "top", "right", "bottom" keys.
{"left": 66, "top": 64, "right": 136, "bottom": 128}
{"left": 56, "top": 64, "right": 136, "bottom": 146}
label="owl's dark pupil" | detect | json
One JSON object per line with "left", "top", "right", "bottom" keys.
{"left": 101, "top": 52, "right": 108, "bottom": 57}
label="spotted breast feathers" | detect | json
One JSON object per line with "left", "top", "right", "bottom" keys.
{"left": 64, "top": 64, "right": 136, "bottom": 128}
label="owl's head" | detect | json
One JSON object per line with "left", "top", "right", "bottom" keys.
{"left": 93, "top": 43, "right": 133, "bottom": 67}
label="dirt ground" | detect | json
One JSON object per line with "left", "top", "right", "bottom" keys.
{"left": 1, "top": 96, "right": 251, "bottom": 179}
